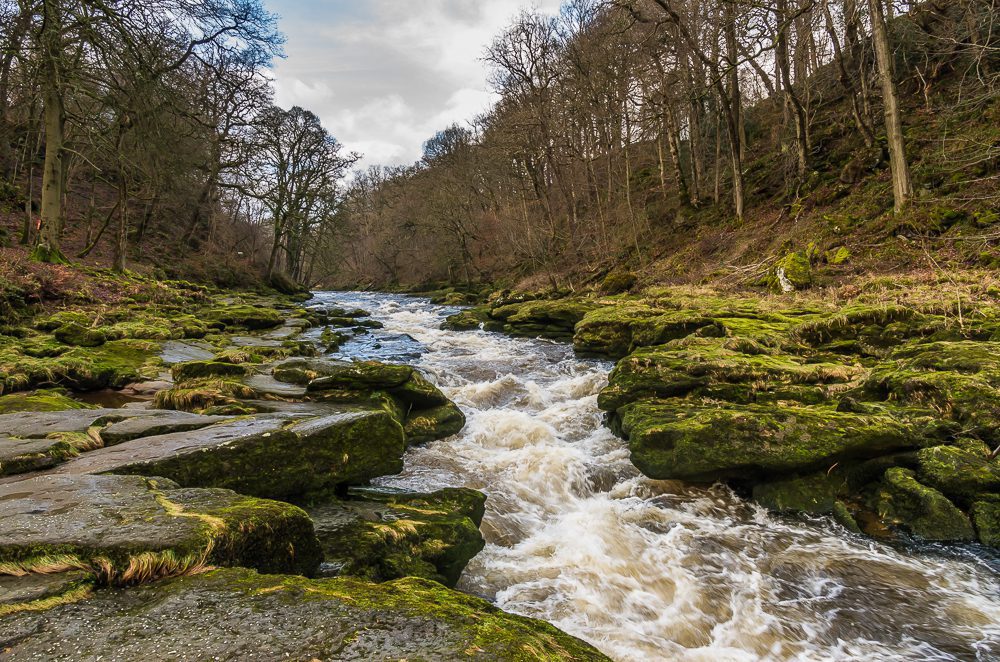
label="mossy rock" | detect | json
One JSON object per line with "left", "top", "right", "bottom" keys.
{"left": 0, "top": 568, "right": 610, "bottom": 660}
{"left": 0, "top": 389, "right": 91, "bottom": 415}
{"left": 970, "top": 495, "right": 1000, "bottom": 547}
{"left": 752, "top": 472, "right": 849, "bottom": 515}
{"left": 1, "top": 339, "right": 160, "bottom": 393}
{"left": 766, "top": 252, "right": 812, "bottom": 293}
{"left": 0, "top": 474, "right": 321, "bottom": 584}
{"left": 154, "top": 378, "right": 258, "bottom": 414}
{"left": 171, "top": 360, "right": 251, "bottom": 382}
{"left": 310, "top": 487, "right": 486, "bottom": 587}
{"left": 573, "top": 304, "right": 713, "bottom": 358}
{"left": 441, "top": 308, "right": 491, "bottom": 331}
{"left": 34, "top": 311, "right": 91, "bottom": 332}
{"left": 600, "top": 271, "right": 638, "bottom": 295}
{"left": 53, "top": 322, "right": 107, "bottom": 348}
{"left": 618, "top": 399, "right": 953, "bottom": 483}
{"left": 825, "top": 246, "right": 851, "bottom": 265}
{"left": 404, "top": 402, "right": 467, "bottom": 445}
{"left": 203, "top": 305, "right": 284, "bottom": 330}
{"left": 56, "top": 411, "right": 407, "bottom": 501}
{"left": 303, "top": 360, "right": 415, "bottom": 391}
{"left": 598, "top": 337, "right": 860, "bottom": 412}
{"left": 490, "top": 299, "right": 600, "bottom": 338}
{"left": 916, "top": 439, "right": 1000, "bottom": 506}
{"left": 876, "top": 468, "right": 975, "bottom": 542}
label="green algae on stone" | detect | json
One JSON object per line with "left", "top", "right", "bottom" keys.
{"left": 310, "top": 487, "right": 486, "bottom": 587}
{"left": 171, "top": 360, "right": 251, "bottom": 382}
{"left": 53, "top": 322, "right": 107, "bottom": 348}
{"left": 203, "top": 305, "right": 284, "bottom": 331}
{"left": 618, "top": 399, "right": 951, "bottom": 483}
{"left": 970, "top": 495, "right": 1000, "bottom": 547}
{"left": 752, "top": 472, "right": 850, "bottom": 514}
{"left": 598, "top": 337, "right": 861, "bottom": 412}
{"left": 916, "top": 439, "right": 1000, "bottom": 505}
{"left": 876, "top": 468, "right": 975, "bottom": 542}
{"left": 0, "top": 474, "right": 321, "bottom": 584}
{"left": 0, "top": 388, "right": 92, "bottom": 414}
{"left": 0, "top": 568, "right": 610, "bottom": 661}
{"left": 57, "top": 412, "right": 407, "bottom": 501}
{"left": 404, "top": 402, "right": 466, "bottom": 445}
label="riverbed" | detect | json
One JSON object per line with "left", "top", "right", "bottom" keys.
{"left": 311, "top": 291, "right": 1000, "bottom": 662}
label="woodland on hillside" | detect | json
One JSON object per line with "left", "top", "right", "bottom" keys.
{"left": 0, "top": 0, "right": 355, "bottom": 287}
{"left": 337, "top": 0, "right": 1000, "bottom": 290}
{"left": 1, "top": 1, "right": 999, "bottom": 291}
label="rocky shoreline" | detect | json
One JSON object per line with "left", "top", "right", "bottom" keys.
{"left": 0, "top": 281, "right": 609, "bottom": 660}
{"left": 444, "top": 282, "right": 1000, "bottom": 551}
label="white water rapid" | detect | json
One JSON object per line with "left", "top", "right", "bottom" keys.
{"left": 311, "top": 292, "right": 1000, "bottom": 662}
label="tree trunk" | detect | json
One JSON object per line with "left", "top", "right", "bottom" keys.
{"left": 776, "top": 0, "right": 810, "bottom": 181}
{"left": 868, "top": 0, "right": 913, "bottom": 212}
{"left": 35, "top": 0, "right": 67, "bottom": 263}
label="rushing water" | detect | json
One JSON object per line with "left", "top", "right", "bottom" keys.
{"left": 310, "top": 291, "right": 1000, "bottom": 662}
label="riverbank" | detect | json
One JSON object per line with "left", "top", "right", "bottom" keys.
{"left": 0, "top": 271, "right": 608, "bottom": 660}
{"left": 443, "top": 269, "right": 1000, "bottom": 552}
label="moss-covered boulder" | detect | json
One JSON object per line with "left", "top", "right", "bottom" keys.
{"left": 203, "top": 305, "right": 284, "bottom": 330}
{"left": 0, "top": 474, "right": 321, "bottom": 583}
{"left": 916, "top": 439, "right": 1000, "bottom": 505}
{"left": 618, "top": 399, "right": 952, "bottom": 483}
{"left": 752, "top": 472, "right": 850, "bottom": 514}
{"left": 55, "top": 411, "right": 406, "bottom": 501}
{"left": 970, "top": 495, "right": 1000, "bottom": 547}
{"left": 490, "top": 299, "right": 600, "bottom": 339}
{"left": 876, "top": 468, "right": 975, "bottom": 542}
{"left": 404, "top": 402, "right": 466, "bottom": 445}
{"left": 573, "top": 304, "right": 713, "bottom": 358}
{"left": 441, "top": 307, "right": 492, "bottom": 331}
{"left": 766, "top": 252, "right": 812, "bottom": 293}
{"left": 0, "top": 568, "right": 610, "bottom": 660}
{"left": 0, "top": 389, "right": 91, "bottom": 415}
{"left": 598, "top": 337, "right": 860, "bottom": 412}
{"left": 310, "top": 487, "right": 486, "bottom": 587}
{"left": 1, "top": 338, "right": 161, "bottom": 393}
{"left": 53, "top": 322, "right": 107, "bottom": 348}
{"left": 171, "top": 360, "right": 251, "bottom": 382}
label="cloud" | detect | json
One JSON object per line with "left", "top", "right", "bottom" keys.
{"left": 268, "top": 0, "right": 563, "bottom": 168}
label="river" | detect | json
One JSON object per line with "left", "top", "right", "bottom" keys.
{"left": 309, "top": 291, "right": 1000, "bottom": 662}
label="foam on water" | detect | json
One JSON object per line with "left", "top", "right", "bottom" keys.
{"left": 312, "top": 291, "right": 1000, "bottom": 662}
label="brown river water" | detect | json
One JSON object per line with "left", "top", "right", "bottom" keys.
{"left": 311, "top": 292, "right": 1000, "bottom": 662}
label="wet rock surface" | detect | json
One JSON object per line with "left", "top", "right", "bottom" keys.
{"left": 310, "top": 486, "right": 486, "bottom": 587}
{"left": 0, "top": 474, "right": 321, "bottom": 583}
{"left": 0, "top": 568, "right": 609, "bottom": 661}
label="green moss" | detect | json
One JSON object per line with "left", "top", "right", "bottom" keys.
{"left": 876, "top": 468, "right": 975, "bottom": 542}
{"left": 0, "top": 338, "right": 160, "bottom": 394}
{"left": 753, "top": 472, "right": 849, "bottom": 514}
{"left": 970, "top": 495, "right": 1000, "bottom": 547}
{"left": 404, "top": 403, "right": 466, "bottom": 445}
{"left": 0, "top": 389, "right": 92, "bottom": 414}
{"left": 917, "top": 439, "right": 1000, "bottom": 505}
{"left": 600, "top": 271, "right": 638, "bottom": 295}
{"left": 825, "top": 246, "right": 851, "bottom": 265}
{"left": 766, "top": 252, "right": 812, "bottom": 292}
{"left": 202, "top": 305, "right": 284, "bottom": 330}
{"left": 53, "top": 322, "right": 107, "bottom": 348}
{"left": 311, "top": 487, "right": 485, "bottom": 587}
{"left": 618, "top": 399, "right": 952, "bottom": 483}
{"left": 153, "top": 378, "right": 258, "bottom": 413}
{"left": 171, "top": 360, "right": 251, "bottom": 382}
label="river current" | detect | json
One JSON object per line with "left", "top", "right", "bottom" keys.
{"left": 310, "top": 291, "right": 1000, "bottom": 662}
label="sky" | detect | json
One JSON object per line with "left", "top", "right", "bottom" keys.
{"left": 265, "top": 0, "right": 563, "bottom": 169}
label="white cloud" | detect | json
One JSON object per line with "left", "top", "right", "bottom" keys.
{"left": 268, "top": 0, "right": 564, "bottom": 168}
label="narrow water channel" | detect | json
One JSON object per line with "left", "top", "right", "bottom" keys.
{"left": 311, "top": 291, "right": 1000, "bottom": 662}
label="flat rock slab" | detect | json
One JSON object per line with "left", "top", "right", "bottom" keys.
{"left": 0, "top": 474, "right": 320, "bottom": 583}
{"left": 99, "top": 411, "right": 228, "bottom": 446}
{"left": 159, "top": 340, "right": 215, "bottom": 365}
{"left": 0, "top": 571, "right": 92, "bottom": 608}
{"left": 0, "top": 568, "right": 609, "bottom": 661}
{"left": 245, "top": 374, "right": 308, "bottom": 398}
{"left": 310, "top": 487, "right": 486, "bottom": 587}
{"left": 228, "top": 335, "right": 284, "bottom": 348}
{"left": 0, "top": 436, "right": 79, "bottom": 476}
{"left": 0, "top": 409, "right": 148, "bottom": 439}
{"left": 52, "top": 411, "right": 406, "bottom": 500}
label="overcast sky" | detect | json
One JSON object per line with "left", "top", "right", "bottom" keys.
{"left": 265, "top": 0, "right": 563, "bottom": 169}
